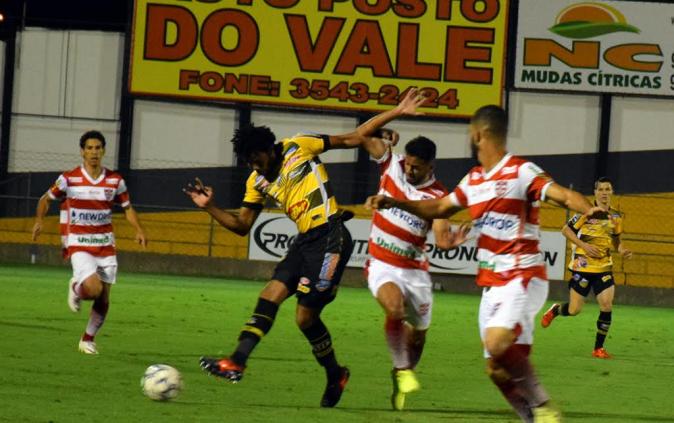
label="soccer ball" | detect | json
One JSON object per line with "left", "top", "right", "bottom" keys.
{"left": 141, "top": 364, "right": 183, "bottom": 401}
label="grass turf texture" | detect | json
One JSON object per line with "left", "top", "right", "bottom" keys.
{"left": 1, "top": 265, "right": 672, "bottom": 422}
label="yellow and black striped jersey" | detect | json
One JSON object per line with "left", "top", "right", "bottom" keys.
{"left": 567, "top": 207, "right": 623, "bottom": 273}
{"left": 242, "top": 134, "right": 339, "bottom": 233}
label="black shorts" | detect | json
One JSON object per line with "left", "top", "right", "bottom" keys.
{"left": 272, "top": 218, "right": 353, "bottom": 309}
{"left": 568, "top": 271, "right": 615, "bottom": 297}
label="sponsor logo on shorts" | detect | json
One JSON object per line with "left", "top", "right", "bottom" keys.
{"left": 319, "top": 253, "right": 340, "bottom": 280}
{"left": 297, "top": 277, "right": 311, "bottom": 294}
{"left": 601, "top": 274, "right": 613, "bottom": 282}
{"left": 316, "top": 279, "right": 332, "bottom": 292}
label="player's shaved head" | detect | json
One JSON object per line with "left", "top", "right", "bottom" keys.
{"left": 471, "top": 105, "right": 508, "bottom": 142}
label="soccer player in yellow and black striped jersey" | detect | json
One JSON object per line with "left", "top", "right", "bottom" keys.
{"left": 541, "top": 177, "right": 632, "bottom": 359}
{"left": 184, "top": 89, "right": 427, "bottom": 407}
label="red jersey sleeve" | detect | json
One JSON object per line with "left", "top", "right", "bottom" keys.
{"left": 519, "top": 161, "right": 554, "bottom": 202}
{"left": 47, "top": 174, "right": 68, "bottom": 200}
{"left": 114, "top": 178, "right": 131, "bottom": 207}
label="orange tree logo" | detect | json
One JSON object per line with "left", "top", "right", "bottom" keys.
{"left": 549, "top": 2, "right": 639, "bottom": 39}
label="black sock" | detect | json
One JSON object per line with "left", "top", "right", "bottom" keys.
{"left": 231, "top": 298, "right": 279, "bottom": 366}
{"left": 595, "top": 311, "right": 612, "bottom": 349}
{"left": 301, "top": 319, "right": 340, "bottom": 381}
{"left": 559, "top": 303, "right": 571, "bottom": 316}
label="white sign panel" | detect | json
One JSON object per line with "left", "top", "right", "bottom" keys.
{"left": 515, "top": 0, "right": 674, "bottom": 96}
{"left": 248, "top": 212, "right": 568, "bottom": 280}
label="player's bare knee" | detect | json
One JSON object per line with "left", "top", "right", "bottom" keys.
{"left": 384, "top": 306, "right": 405, "bottom": 321}
{"left": 295, "top": 311, "right": 315, "bottom": 330}
{"left": 484, "top": 337, "right": 510, "bottom": 357}
{"left": 83, "top": 276, "right": 103, "bottom": 298}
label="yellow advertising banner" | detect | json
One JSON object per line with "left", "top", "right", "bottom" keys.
{"left": 130, "top": 0, "right": 509, "bottom": 117}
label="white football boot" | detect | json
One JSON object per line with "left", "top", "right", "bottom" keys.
{"left": 78, "top": 339, "right": 98, "bottom": 355}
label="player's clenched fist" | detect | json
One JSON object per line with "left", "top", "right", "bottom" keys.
{"left": 365, "top": 194, "right": 396, "bottom": 210}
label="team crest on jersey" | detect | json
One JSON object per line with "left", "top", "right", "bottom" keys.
{"left": 104, "top": 188, "right": 115, "bottom": 201}
{"left": 494, "top": 180, "right": 508, "bottom": 197}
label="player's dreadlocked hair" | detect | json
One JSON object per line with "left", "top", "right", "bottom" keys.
{"left": 405, "top": 136, "right": 436, "bottom": 162}
{"left": 231, "top": 123, "right": 276, "bottom": 162}
{"left": 472, "top": 105, "right": 508, "bottom": 140}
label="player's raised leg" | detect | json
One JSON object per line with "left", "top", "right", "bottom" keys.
{"left": 200, "top": 280, "right": 286, "bottom": 382}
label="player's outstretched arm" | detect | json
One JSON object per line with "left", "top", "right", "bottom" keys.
{"left": 365, "top": 194, "right": 460, "bottom": 220}
{"left": 32, "top": 193, "right": 52, "bottom": 242}
{"left": 183, "top": 178, "right": 259, "bottom": 236}
{"left": 123, "top": 205, "right": 147, "bottom": 248}
{"left": 543, "top": 183, "right": 600, "bottom": 215}
{"left": 326, "top": 88, "right": 427, "bottom": 158}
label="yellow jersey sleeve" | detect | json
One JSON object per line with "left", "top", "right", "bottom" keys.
{"left": 290, "top": 135, "right": 329, "bottom": 157}
{"left": 568, "top": 213, "right": 586, "bottom": 232}
{"left": 241, "top": 172, "right": 265, "bottom": 210}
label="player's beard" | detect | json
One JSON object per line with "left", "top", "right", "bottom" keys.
{"left": 470, "top": 141, "right": 480, "bottom": 165}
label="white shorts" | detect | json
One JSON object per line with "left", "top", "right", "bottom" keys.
{"left": 367, "top": 258, "right": 433, "bottom": 330}
{"left": 478, "top": 277, "right": 548, "bottom": 358}
{"left": 71, "top": 252, "right": 118, "bottom": 284}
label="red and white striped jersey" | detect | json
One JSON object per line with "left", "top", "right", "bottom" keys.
{"left": 369, "top": 151, "right": 448, "bottom": 270}
{"left": 48, "top": 166, "right": 130, "bottom": 258}
{"left": 448, "top": 154, "right": 554, "bottom": 287}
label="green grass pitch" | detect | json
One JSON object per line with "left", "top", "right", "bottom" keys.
{"left": 1, "top": 264, "right": 672, "bottom": 422}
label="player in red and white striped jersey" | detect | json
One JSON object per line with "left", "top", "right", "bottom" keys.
{"left": 32, "top": 130, "right": 146, "bottom": 355}
{"left": 367, "top": 106, "right": 601, "bottom": 422}
{"left": 367, "top": 136, "right": 469, "bottom": 410}
{"left": 346, "top": 95, "right": 469, "bottom": 410}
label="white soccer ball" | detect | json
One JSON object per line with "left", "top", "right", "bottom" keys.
{"left": 141, "top": 364, "right": 183, "bottom": 401}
